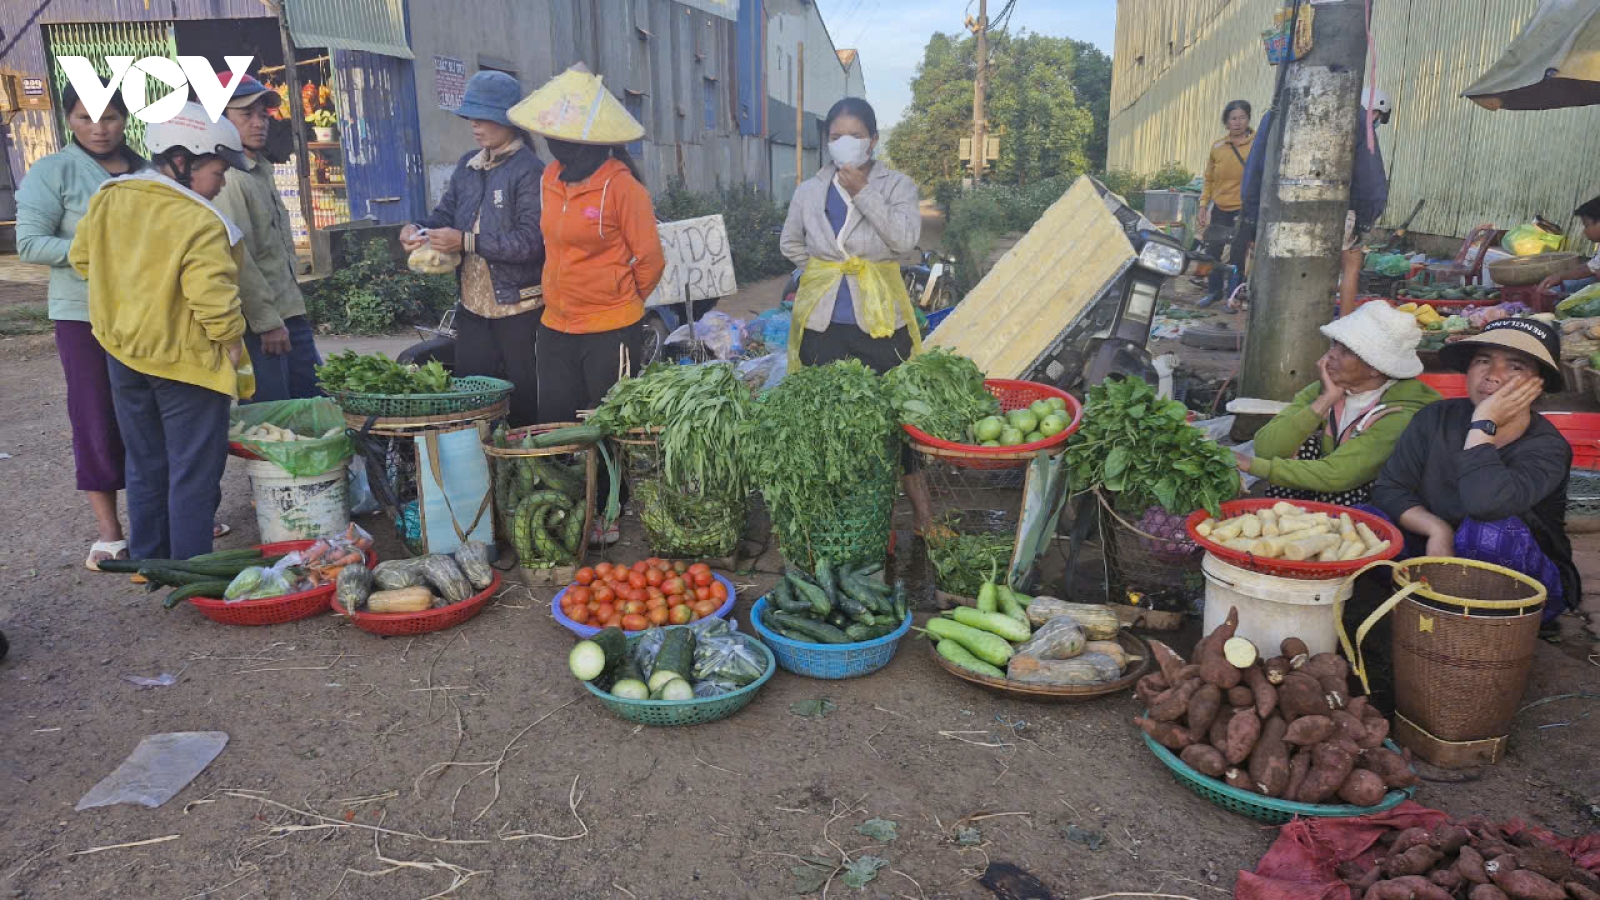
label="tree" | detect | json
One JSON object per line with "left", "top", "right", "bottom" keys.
{"left": 886, "top": 30, "right": 1112, "bottom": 191}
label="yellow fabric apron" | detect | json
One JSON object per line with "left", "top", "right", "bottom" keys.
{"left": 789, "top": 257, "right": 922, "bottom": 370}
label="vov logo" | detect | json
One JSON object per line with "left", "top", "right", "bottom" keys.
{"left": 57, "top": 55, "right": 254, "bottom": 123}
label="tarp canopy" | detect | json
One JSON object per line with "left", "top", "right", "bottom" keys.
{"left": 1463, "top": 0, "right": 1600, "bottom": 110}
{"left": 286, "top": 0, "right": 413, "bottom": 60}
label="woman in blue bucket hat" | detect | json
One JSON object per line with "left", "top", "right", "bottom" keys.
{"left": 402, "top": 70, "right": 547, "bottom": 425}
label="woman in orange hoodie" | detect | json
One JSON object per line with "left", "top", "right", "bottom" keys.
{"left": 511, "top": 65, "right": 665, "bottom": 544}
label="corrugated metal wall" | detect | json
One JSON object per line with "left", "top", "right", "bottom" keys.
{"left": 1108, "top": 0, "right": 1600, "bottom": 240}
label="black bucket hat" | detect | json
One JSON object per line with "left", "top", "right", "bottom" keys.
{"left": 1438, "top": 317, "right": 1565, "bottom": 393}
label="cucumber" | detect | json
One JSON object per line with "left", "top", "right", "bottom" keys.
{"left": 937, "top": 638, "right": 1006, "bottom": 678}
{"left": 925, "top": 617, "right": 1013, "bottom": 667}
{"left": 852, "top": 563, "right": 883, "bottom": 578}
{"left": 588, "top": 627, "right": 629, "bottom": 682}
{"left": 610, "top": 679, "right": 650, "bottom": 700}
{"left": 164, "top": 580, "right": 233, "bottom": 610}
{"left": 833, "top": 590, "right": 876, "bottom": 626}
{"left": 786, "top": 573, "right": 831, "bottom": 617}
{"left": 527, "top": 424, "right": 607, "bottom": 449}
{"left": 845, "top": 622, "right": 898, "bottom": 642}
{"left": 892, "top": 580, "right": 908, "bottom": 620}
{"left": 568, "top": 640, "right": 609, "bottom": 682}
{"left": 772, "top": 579, "right": 808, "bottom": 614}
{"left": 827, "top": 611, "right": 850, "bottom": 629}
{"left": 188, "top": 548, "right": 266, "bottom": 563}
{"left": 653, "top": 678, "right": 695, "bottom": 702}
{"left": 651, "top": 628, "right": 696, "bottom": 687}
{"left": 770, "top": 611, "right": 851, "bottom": 644}
{"left": 840, "top": 577, "right": 887, "bottom": 615}
{"left": 139, "top": 566, "right": 216, "bottom": 588}
{"left": 815, "top": 558, "right": 839, "bottom": 608}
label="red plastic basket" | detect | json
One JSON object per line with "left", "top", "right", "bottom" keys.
{"left": 1417, "top": 373, "right": 1468, "bottom": 399}
{"left": 904, "top": 379, "right": 1083, "bottom": 471}
{"left": 1543, "top": 412, "right": 1600, "bottom": 471}
{"left": 332, "top": 571, "right": 502, "bottom": 636}
{"left": 1183, "top": 499, "right": 1403, "bottom": 580}
{"left": 186, "top": 541, "right": 379, "bottom": 626}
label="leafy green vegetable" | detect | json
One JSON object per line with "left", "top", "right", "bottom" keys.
{"left": 315, "top": 350, "right": 450, "bottom": 395}
{"left": 841, "top": 856, "right": 888, "bottom": 889}
{"left": 791, "top": 859, "right": 834, "bottom": 895}
{"left": 883, "top": 349, "right": 999, "bottom": 441}
{"left": 855, "top": 819, "right": 899, "bottom": 843}
{"left": 924, "top": 526, "right": 1014, "bottom": 598}
{"left": 1063, "top": 378, "right": 1239, "bottom": 517}
{"left": 741, "top": 361, "right": 900, "bottom": 561}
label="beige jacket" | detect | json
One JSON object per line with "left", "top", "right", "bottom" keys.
{"left": 211, "top": 153, "right": 306, "bottom": 334}
{"left": 779, "top": 162, "right": 921, "bottom": 331}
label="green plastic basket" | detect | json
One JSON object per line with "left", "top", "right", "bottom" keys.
{"left": 582, "top": 627, "right": 777, "bottom": 726}
{"left": 779, "top": 473, "right": 899, "bottom": 570}
{"left": 1142, "top": 729, "right": 1418, "bottom": 824}
{"left": 329, "top": 376, "right": 513, "bottom": 419}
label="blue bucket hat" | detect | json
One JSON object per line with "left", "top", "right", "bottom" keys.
{"left": 453, "top": 70, "right": 521, "bottom": 126}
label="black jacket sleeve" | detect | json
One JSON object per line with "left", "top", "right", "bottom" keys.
{"left": 1455, "top": 433, "right": 1571, "bottom": 522}
{"left": 417, "top": 159, "right": 466, "bottom": 231}
{"left": 474, "top": 158, "right": 544, "bottom": 267}
{"left": 1372, "top": 404, "right": 1434, "bottom": 522}
{"left": 1350, "top": 118, "right": 1389, "bottom": 233}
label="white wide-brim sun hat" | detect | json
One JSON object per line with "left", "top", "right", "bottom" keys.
{"left": 1319, "top": 300, "right": 1425, "bottom": 380}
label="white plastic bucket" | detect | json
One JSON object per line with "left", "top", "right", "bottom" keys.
{"left": 1201, "top": 553, "right": 1352, "bottom": 656}
{"left": 244, "top": 458, "right": 350, "bottom": 543}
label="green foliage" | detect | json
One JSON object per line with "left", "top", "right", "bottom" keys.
{"left": 302, "top": 236, "right": 456, "bottom": 335}
{"left": 653, "top": 181, "right": 793, "bottom": 284}
{"left": 883, "top": 348, "right": 999, "bottom": 441}
{"left": 885, "top": 31, "right": 1112, "bottom": 195}
{"left": 1098, "top": 162, "right": 1198, "bottom": 212}
{"left": 316, "top": 350, "right": 450, "bottom": 394}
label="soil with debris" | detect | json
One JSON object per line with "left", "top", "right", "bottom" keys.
{"left": 1, "top": 347, "right": 1596, "bottom": 900}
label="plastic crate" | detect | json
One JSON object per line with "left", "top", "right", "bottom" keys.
{"left": 1418, "top": 373, "right": 1467, "bottom": 399}
{"left": 328, "top": 376, "right": 513, "bottom": 419}
{"left": 582, "top": 626, "right": 776, "bottom": 726}
{"left": 749, "top": 596, "right": 912, "bottom": 680}
{"left": 1543, "top": 412, "right": 1600, "bottom": 470}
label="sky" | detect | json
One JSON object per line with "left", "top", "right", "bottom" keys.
{"left": 813, "top": 0, "right": 1119, "bottom": 130}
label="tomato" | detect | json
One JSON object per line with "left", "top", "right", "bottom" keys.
{"left": 688, "top": 562, "right": 712, "bottom": 577}
{"left": 569, "top": 606, "right": 591, "bottom": 624}
{"left": 631, "top": 560, "right": 650, "bottom": 574}
{"left": 621, "top": 613, "right": 649, "bottom": 632}
{"left": 645, "top": 567, "right": 665, "bottom": 587}
{"left": 645, "top": 585, "right": 665, "bottom": 602}
{"left": 594, "top": 562, "right": 614, "bottom": 578}
{"left": 645, "top": 557, "right": 665, "bottom": 569}
{"left": 693, "top": 586, "right": 710, "bottom": 603}
{"left": 662, "top": 577, "right": 686, "bottom": 597}
{"left": 621, "top": 599, "right": 646, "bottom": 616}
{"left": 592, "top": 585, "right": 615, "bottom": 605}
{"left": 604, "top": 612, "right": 623, "bottom": 628}
{"left": 575, "top": 567, "right": 597, "bottom": 586}
{"left": 709, "top": 581, "right": 728, "bottom": 601}
{"left": 646, "top": 595, "right": 667, "bottom": 612}
{"left": 627, "top": 571, "right": 648, "bottom": 590}
{"left": 594, "top": 603, "right": 615, "bottom": 623}
{"left": 673, "top": 560, "right": 689, "bottom": 574}
{"left": 668, "top": 604, "right": 694, "bottom": 625}
{"left": 569, "top": 586, "right": 592, "bottom": 605}
{"left": 691, "top": 599, "right": 717, "bottom": 618}
{"left": 646, "top": 606, "right": 670, "bottom": 626}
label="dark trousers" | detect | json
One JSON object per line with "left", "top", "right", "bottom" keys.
{"left": 244, "top": 315, "right": 322, "bottom": 402}
{"left": 535, "top": 321, "right": 642, "bottom": 424}
{"left": 456, "top": 306, "right": 541, "bottom": 426}
{"left": 107, "top": 357, "right": 232, "bottom": 560}
{"left": 1203, "top": 207, "right": 1242, "bottom": 297}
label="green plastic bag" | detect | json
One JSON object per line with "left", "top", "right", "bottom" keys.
{"left": 1557, "top": 283, "right": 1600, "bottom": 320}
{"left": 229, "top": 398, "right": 353, "bottom": 477}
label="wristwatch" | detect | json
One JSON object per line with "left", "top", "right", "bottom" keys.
{"left": 1469, "top": 420, "right": 1498, "bottom": 436}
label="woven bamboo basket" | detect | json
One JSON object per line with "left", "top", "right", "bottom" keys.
{"left": 482, "top": 422, "right": 598, "bottom": 585}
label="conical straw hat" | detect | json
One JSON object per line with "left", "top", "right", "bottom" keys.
{"left": 509, "top": 64, "right": 645, "bottom": 145}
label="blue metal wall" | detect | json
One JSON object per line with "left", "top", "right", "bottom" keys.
{"left": 736, "top": 0, "right": 764, "bottom": 137}
{"left": 331, "top": 48, "right": 425, "bottom": 223}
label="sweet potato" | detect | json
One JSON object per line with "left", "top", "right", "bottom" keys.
{"left": 1490, "top": 869, "right": 1565, "bottom": 900}
{"left": 1359, "top": 715, "right": 1391, "bottom": 750}
{"left": 1135, "top": 673, "right": 1169, "bottom": 709}
{"left": 1229, "top": 685, "right": 1257, "bottom": 708}
{"left": 1248, "top": 716, "right": 1291, "bottom": 797}
{"left": 1469, "top": 887, "right": 1509, "bottom": 900}
{"left": 1280, "top": 670, "right": 1331, "bottom": 719}
{"left": 1384, "top": 844, "right": 1443, "bottom": 876}
{"left": 1364, "top": 876, "right": 1453, "bottom": 900}
{"left": 1176, "top": 663, "right": 1202, "bottom": 683}
{"left": 1223, "top": 708, "right": 1262, "bottom": 765}
{"left": 1359, "top": 747, "right": 1420, "bottom": 789}
{"left": 1223, "top": 636, "right": 1259, "bottom": 668}
{"left": 1135, "top": 716, "right": 1194, "bottom": 750}
{"left": 1286, "top": 749, "right": 1312, "bottom": 801}
{"left": 1224, "top": 767, "right": 1257, "bottom": 793}
{"left": 1564, "top": 882, "right": 1600, "bottom": 900}
{"left": 1345, "top": 865, "right": 1383, "bottom": 893}
{"left": 1297, "top": 740, "right": 1358, "bottom": 804}
{"left": 1209, "top": 706, "right": 1236, "bottom": 749}
{"left": 1389, "top": 828, "right": 1434, "bottom": 855}
{"left": 1430, "top": 824, "right": 1473, "bottom": 856}
{"left": 1338, "top": 768, "right": 1387, "bottom": 808}
{"left": 1180, "top": 744, "right": 1228, "bottom": 777}
{"left": 1430, "top": 868, "right": 1464, "bottom": 893}
{"left": 1243, "top": 664, "right": 1278, "bottom": 719}
{"left": 1281, "top": 637, "right": 1310, "bottom": 669}
{"left": 1263, "top": 656, "right": 1292, "bottom": 685}
{"left": 1333, "top": 710, "right": 1370, "bottom": 745}
{"left": 1345, "top": 696, "right": 1370, "bottom": 720}
{"left": 1486, "top": 857, "right": 1520, "bottom": 877}
{"left": 1456, "top": 846, "right": 1489, "bottom": 885}
{"left": 1150, "top": 677, "right": 1202, "bottom": 723}
{"left": 1199, "top": 641, "right": 1243, "bottom": 689}
{"left": 1508, "top": 834, "right": 1599, "bottom": 890}
{"left": 1149, "top": 639, "right": 1186, "bottom": 685}
{"left": 1304, "top": 652, "right": 1351, "bottom": 708}
{"left": 1187, "top": 683, "right": 1224, "bottom": 735}
{"left": 1285, "top": 714, "right": 1336, "bottom": 746}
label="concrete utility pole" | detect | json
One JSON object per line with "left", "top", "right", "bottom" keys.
{"left": 796, "top": 42, "right": 805, "bottom": 189}
{"left": 969, "top": 0, "right": 990, "bottom": 184}
{"left": 1239, "top": 0, "right": 1371, "bottom": 402}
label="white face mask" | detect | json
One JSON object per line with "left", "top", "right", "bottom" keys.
{"left": 828, "top": 135, "right": 871, "bottom": 168}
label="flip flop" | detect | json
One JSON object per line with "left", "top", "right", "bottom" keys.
{"left": 214, "top": 522, "right": 231, "bottom": 539}
{"left": 86, "top": 540, "right": 129, "bottom": 572}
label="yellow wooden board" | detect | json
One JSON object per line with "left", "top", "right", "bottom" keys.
{"left": 927, "top": 177, "right": 1136, "bottom": 379}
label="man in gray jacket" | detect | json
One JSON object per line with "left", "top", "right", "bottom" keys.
{"left": 213, "top": 71, "right": 321, "bottom": 400}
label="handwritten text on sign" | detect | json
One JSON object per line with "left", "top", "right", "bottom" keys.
{"left": 646, "top": 215, "right": 738, "bottom": 307}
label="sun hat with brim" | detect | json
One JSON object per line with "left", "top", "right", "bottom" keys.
{"left": 218, "top": 71, "right": 280, "bottom": 110}
{"left": 453, "top": 70, "right": 521, "bottom": 127}
{"left": 1439, "top": 317, "right": 1565, "bottom": 393}
{"left": 1319, "top": 300, "right": 1425, "bottom": 380}
{"left": 508, "top": 63, "right": 644, "bottom": 145}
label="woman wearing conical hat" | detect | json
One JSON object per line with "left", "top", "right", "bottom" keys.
{"left": 511, "top": 64, "right": 665, "bottom": 546}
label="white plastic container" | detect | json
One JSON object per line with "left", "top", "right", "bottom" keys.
{"left": 244, "top": 458, "right": 350, "bottom": 543}
{"left": 1201, "top": 553, "right": 1352, "bottom": 656}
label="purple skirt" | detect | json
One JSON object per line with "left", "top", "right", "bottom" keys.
{"left": 55, "top": 320, "right": 125, "bottom": 492}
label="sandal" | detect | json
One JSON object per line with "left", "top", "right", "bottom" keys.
{"left": 86, "top": 540, "right": 129, "bottom": 571}
{"left": 214, "top": 522, "right": 231, "bottom": 539}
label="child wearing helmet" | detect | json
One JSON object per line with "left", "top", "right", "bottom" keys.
{"left": 69, "top": 102, "right": 251, "bottom": 561}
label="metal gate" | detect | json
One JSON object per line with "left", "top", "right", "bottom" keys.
{"left": 42, "top": 22, "right": 180, "bottom": 156}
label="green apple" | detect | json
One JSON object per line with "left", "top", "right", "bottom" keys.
{"left": 1046, "top": 396, "right": 1068, "bottom": 413}
{"left": 1024, "top": 431, "right": 1045, "bottom": 444}
{"left": 981, "top": 440, "right": 1001, "bottom": 447}
{"left": 972, "top": 415, "right": 1006, "bottom": 443}
{"left": 1006, "top": 409, "right": 1039, "bottom": 434}
{"left": 999, "top": 427, "right": 1025, "bottom": 447}
{"left": 1029, "top": 399, "right": 1054, "bottom": 419}
{"left": 1038, "top": 414, "right": 1068, "bottom": 437}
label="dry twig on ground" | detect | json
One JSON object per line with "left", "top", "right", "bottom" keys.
{"left": 412, "top": 696, "right": 579, "bottom": 822}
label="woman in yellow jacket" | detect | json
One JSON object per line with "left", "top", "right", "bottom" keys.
{"left": 1196, "top": 100, "right": 1255, "bottom": 307}
{"left": 70, "top": 103, "right": 250, "bottom": 561}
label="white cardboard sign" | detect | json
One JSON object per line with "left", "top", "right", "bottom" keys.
{"left": 645, "top": 215, "right": 738, "bottom": 308}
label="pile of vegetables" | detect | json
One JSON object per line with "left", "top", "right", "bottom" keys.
{"left": 570, "top": 619, "right": 769, "bottom": 700}
{"left": 882, "top": 349, "right": 1000, "bottom": 442}
{"left": 1397, "top": 282, "right": 1502, "bottom": 304}
{"left": 761, "top": 557, "right": 907, "bottom": 644}
{"left": 105, "top": 547, "right": 287, "bottom": 609}
{"left": 1340, "top": 821, "right": 1600, "bottom": 900}
{"left": 229, "top": 421, "right": 343, "bottom": 443}
{"left": 336, "top": 541, "right": 493, "bottom": 614}
{"left": 491, "top": 426, "right": 592, "bottom": 568}
{"left": 740, "top": 361, "right": 900, "bottom": 563}
{"left": 923, "top": 526, "right": 1014, "bottom": 598}
{"left": 316, "top": 351, "right": 450, "bottom": 395}
{"left": 1133, "top": 609, "right": 1415, "bottom": 807}
{"left": 924, "top": 577, "right": 1131, "bottom": 686}
{"left": 1064, "top": 377, "right": 1239, "bottom": 517}
{"left": 1195, "top": 502, "right": 1392, "bottom": 562}
{"left": 967, "top": 397, "right": 1075, "bottom": 447}
{"left": 105, "top": 525, "right": 377, "bottom": 609}
{"left": 559, "top": 559, "right": 727, "bottom": 631}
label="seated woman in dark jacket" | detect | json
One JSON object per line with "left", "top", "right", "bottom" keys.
{"left": 401, "top": 71, "right": 545, "bottom": 424}
{"left": 1372, "top": 318, "right": 1578, "bottom": 623}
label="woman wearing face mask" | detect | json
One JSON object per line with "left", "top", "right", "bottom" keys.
{"left": 778, "top": 97, "right": 934, "bottom": 534}
{"left": 15, "top": 84, "right": 148, "bottom": 570}
{"left": 508, "top": 64, "right": 665, "bottom": 545}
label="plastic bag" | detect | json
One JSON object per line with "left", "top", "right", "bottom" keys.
{"left": 754, "top": 308, "right": 792, "bottom": 349}
{"left": 408, "top": 243, "right": 461, "bottom": 275}
{"left": 1363, "top": 251, "right": 1411, "bottom": 277}
{"left": 1503, "top": 223, "right": 1565, "bottom": 256}
{"left": 1557, "top": 283, "right": 1600, "bottom": 319}
{"left": 692, "top": 678, "right": 739, "bottom": 698}
{"left": 666, "top": 311, "right": 745, "bottom": 360}
{"left": 1009, "top": 451, "right": 1070, "bottom": 592}
{"left": 735, "top": 352, "right": 788, "bottom": 391}
{"left": 224, "top": 565, "right": 293, "bottom": 601}
{"left": 692, "top": 628, "right": 766, "bottom": 686}
{"left": 347, "top": 457, "right": 379, "bottom": 516}
{"left": 633, "top": 626, "right": 668, "bottom": 675}
{"left": 229, "top": 398, "right": 353, "bottom": 477}
{"left": 75, "top": 731, "right": 229, "bottom": 810}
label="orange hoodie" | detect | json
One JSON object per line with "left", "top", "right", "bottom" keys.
{"left": 539, "top": 158, "right": 666, "bottom": 334}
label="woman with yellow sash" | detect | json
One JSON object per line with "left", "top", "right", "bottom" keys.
{"left": 778, "top": 97, "right": 934, "bottom": 532}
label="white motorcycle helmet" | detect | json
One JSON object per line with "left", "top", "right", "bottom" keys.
{"left": 144, "top": 101, "right": 249, "bottom": 178}
{"left": 1361, "top": 86, "right": 1393, "bottom": 123}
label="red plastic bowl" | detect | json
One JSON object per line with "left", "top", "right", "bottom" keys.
{"left": 186, "top": 540, "right": 379, "bottom": 626}
{"left": 904, "top": 379, "right": 1083, "bottom": 471}
{"left": 332, "top": 571, "right": 501, "bottom": 636}
{"left": 1184, "top": 499, "right": 1403, "bottom": 580}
